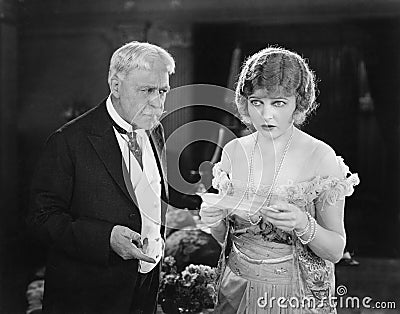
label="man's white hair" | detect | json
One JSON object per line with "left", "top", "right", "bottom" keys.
{"left": 108, "top": 41, "right": 175, "bottom": 85}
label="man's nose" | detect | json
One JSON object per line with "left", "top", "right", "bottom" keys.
{"left": 149, "top": 92, "right": 163, "bottom": 109}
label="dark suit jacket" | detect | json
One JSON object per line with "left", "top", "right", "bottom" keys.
{"left": 27, "top": 100, "right": 169, "bottom": 313}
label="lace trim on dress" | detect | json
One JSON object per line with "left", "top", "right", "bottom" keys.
{"left": 276, "top": 156, "right": 360, "bottom": 210}
{"left": 212, "top": 158, "right": 360, "bottom": 210}
{"left": 211, "top": 162, "right": 234, "bottom": 195}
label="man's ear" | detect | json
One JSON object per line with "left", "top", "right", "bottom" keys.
{"left": 110, "top": 76, "right": 121, "bottom": 98}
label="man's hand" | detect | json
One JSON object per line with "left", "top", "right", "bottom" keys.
{"left": 110, "top": 225, "right": 155, "bottom": 263}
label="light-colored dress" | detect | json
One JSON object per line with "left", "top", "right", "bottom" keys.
{"left": 211, "top": 157, "right": 360, "bottom": 314}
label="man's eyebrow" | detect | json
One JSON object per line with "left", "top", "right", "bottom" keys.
{"left": 138, "top": 84, "right": 170, "bottom": 90}
{"left": 137, "top": 84, "right": 155, "bottom": 89}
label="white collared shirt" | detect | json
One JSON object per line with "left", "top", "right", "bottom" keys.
{"left": 106, "top": 96, "right": 163, "bottom": 273}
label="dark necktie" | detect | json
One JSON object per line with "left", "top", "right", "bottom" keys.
{"left": 126, "top": 131, "right": 143, "bottom": 169}
{"left": 111, "top": 120, "right": 143, "bottom": 169}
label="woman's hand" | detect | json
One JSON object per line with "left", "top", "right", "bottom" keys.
{"left": 259, "top": 202, "right": 308, "bottom": 233}
{"left": 199, "top": 204, "right": 226, "bottom": 228}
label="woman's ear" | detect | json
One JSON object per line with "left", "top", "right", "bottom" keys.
{"left": 292, "top": 109, "right": 305, "bottom": 126}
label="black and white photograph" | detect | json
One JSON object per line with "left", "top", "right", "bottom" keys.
{"left": 0, "top": 1, "right": 399, "bottom": 313}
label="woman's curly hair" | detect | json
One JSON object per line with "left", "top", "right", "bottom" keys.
{"left": 235, "top": 47, "right": 318, "bottom": 126}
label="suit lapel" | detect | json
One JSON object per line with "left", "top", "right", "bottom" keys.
{"left": 88, "top": 129, "right": 134, "bottom": 203}
{"left": 86, "top": 102, "right": 167, "bottom": 217}
{"left": 87, "top": 102, "right": 134, "bottom": 204}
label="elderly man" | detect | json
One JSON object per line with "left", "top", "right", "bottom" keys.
{"left": 28, "top": 41, "right": 176, "bottom": 313}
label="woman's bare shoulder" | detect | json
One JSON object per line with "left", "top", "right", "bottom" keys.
{"left": 295, "top": 129, "right": 334, "bottom": 158}
{"left": 223, "top": 133, "right": 255, "bottom": 154}
{"left": 295, "top": 129, "right": 345, "bottom": 178}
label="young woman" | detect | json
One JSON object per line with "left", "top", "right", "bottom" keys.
{"left": 200, "top": 47, "right": 359, "bottom": 313}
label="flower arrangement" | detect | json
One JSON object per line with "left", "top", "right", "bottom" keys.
{"left": 159, "top": 256, "right": 217, "bottom": 313}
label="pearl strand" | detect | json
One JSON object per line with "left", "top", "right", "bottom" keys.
{"left": 246, "top": 126, "right": 294, "bottom": 225}
{"left": 294, "top": 211, "right": 311, "bottom": 237}
{"left": 297, "top": 212, "right": 317, "bottom": 245}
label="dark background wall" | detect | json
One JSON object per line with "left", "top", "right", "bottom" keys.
{"left": 1, "top": 0, "right": 400, "bottom": 312}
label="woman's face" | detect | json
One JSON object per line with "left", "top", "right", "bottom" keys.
{"left": 247, "top": 88, "right": 296, "bottom": 140}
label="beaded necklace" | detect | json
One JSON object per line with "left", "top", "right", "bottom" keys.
{"left": 246, "top": 126, "right": 294, "bottom": 225}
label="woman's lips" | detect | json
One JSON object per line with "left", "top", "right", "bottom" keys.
{"left": 261, "top": 124, "right": 276, "bottom": 131}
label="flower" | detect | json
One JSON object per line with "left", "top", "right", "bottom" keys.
{"left": 181, "top": 269, "right": 198, "bottom": 287}
{"left": 324, "top": 186, "right": 342, "bottom": 206}
{"left": 159, "top": 257, "right": 217, "bottom": 313}
{"left": 164, "top": 256, "right": 177, "bottom": 268}
{"left": 348, "top": 173, "right": 360, "bottom": 186}
{"left": 319, "top": 173, "right": 360, "bottom": 208}
{"left": 165, "top": 274, "right": 177, "bottom": 286}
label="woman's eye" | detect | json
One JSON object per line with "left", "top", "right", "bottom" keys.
{"left": 273, "top": 101, "right": 286, "bottom": 107}
{"left": 250, "top": 100, "right": 262, "bottom": 107}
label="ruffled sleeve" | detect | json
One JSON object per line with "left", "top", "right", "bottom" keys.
{"left": 276, "top": 156, "right": 360, "bottom": 210}
{"left": 211, "top": 162, "right": 234, "bottom": 195}
{"left": 316, "top": 156, "right": 360, "bottom": 208}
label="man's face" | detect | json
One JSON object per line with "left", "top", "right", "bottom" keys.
{"left": 112, "top": 60, "right": 170, "bottom": 130}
